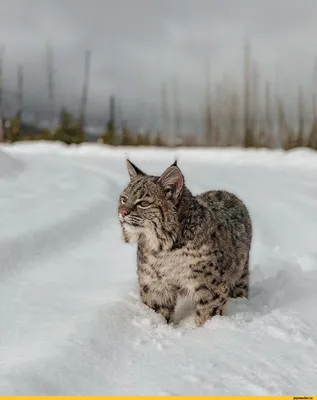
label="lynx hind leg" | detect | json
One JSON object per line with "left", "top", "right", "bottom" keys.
{"left": 194, "top": 282, "right": 229, "bottom": 327}
{"left": 230, "top": 258, "right": 249, "bottom": 299}
{"left": 139, "top": 284, "right": 178, "bottom": 324}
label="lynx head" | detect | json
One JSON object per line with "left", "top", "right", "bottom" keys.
{"left": 118, "top": 159, "right": 184, "bottom": 249}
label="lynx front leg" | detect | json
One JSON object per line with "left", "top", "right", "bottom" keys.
{"left": 139, "top": 283, "right": 177, "bottom": 324}
{"left": 230, "top": 270, "right": 249, "bottom": 299}
{"left": 194, "top": 282, "right": 229, "bottom": 327}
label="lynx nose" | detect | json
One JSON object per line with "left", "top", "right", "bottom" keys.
{"left": 119, "top": 208, "right": 128, "bottom": 217}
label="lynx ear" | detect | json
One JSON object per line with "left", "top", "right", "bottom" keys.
{"left": 126, "top": 159, "right": 145, "bottom": 180}
{"left": 157, "top": 165, "right": 184, "bottom": 196}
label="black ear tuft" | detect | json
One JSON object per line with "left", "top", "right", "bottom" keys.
{"left": 171, "top": 159, "right": 178, "bottom": 167}
{"left": 126, "top": 159, "right": 145, "bottom": 180}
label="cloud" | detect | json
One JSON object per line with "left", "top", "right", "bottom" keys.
{"left": 1, "top": 0, "right": 317, "bottom": 129}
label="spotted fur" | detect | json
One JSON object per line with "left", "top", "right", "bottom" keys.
{"left": 118, "top": 159, "right": 252, "bottom": 327}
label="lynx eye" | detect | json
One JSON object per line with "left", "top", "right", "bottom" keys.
{"left": 138, "top": 201, "right": 150, "bottom": 208}
{"left": 120, "top": 196, "right": 127, "bottom": 204}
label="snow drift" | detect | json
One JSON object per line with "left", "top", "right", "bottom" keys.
{"left": 0, "top": 143, "right": 316, "bottom": 395}
{"left": 0, "top": 148, "right": 23, "bottom": 178}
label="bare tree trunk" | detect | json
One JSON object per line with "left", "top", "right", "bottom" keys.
{"left": 204, "top": 59, "right": 213, "bottom": 146}
{"left": 297, "top": 85, "right": 304, "bottom": 146}
{"left": 161, "top": 83, "right": 169, "bottom": 143}
{"left": 265, "top": 79, "right": 272, "bottom": 147}
{"left": 172, "top": 76, "right": 181, "bottom": 146}
{"left": 0, "top": 45, "right": 4, "bottom": 142}
{"left": 251, "top": 61, "right": 259, "bottom": 144}
{"left": 17, "top": 64, "right": 23, "bottom": 115}
{"left": 46, "top": 41, "right": 55, "bottom": 126}
{"left": 243, "top": 39, "right": 252, "bottom": 147}
{"left": 278, "top": 97, "right": 288, "bottom": 148}
{"left": 79, "top": 49, "right": 91, "bottom": 127}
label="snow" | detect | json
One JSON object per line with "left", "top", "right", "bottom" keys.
{"left": 0, "top": 142, "right": 317, "bottom": 395}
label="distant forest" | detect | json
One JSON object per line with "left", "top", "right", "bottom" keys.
{"left": 1, "top": 41, "right": 317, "bottom": 149}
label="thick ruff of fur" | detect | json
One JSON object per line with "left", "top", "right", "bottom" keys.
{"left": 118, "top": 159, "right": 252, "bottom": 327}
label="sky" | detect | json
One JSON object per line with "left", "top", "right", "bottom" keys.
{"left": 1, "top": 0, "right": 317, "bottom": 131}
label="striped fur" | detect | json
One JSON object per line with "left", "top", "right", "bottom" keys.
{"left": 118, "top": 160, "right": 252, "bottom": 327}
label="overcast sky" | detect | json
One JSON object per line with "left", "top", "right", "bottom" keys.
{"left": 1, "top": 0, "right": 317, "bottom": 128}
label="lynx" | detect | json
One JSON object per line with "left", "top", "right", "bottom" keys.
{"left": 118, "top": 159, "right": 252, "bottom": 327}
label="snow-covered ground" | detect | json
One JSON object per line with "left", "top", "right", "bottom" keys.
{"left": 0, "top": 142, "right": 317, "bottom": 395}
